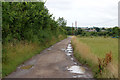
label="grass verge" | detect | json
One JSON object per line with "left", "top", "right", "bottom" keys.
{"left": 72, "top": 36, "right": 118, "bottom": 78}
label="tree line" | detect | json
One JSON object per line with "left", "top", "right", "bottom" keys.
{"left": 66, "top": 26, "right": 120, "bottom": 37}
{"left": 2, "top": 2, "right": 67, "bottom": 44}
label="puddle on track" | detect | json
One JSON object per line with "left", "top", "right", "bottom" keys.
{"left": 67, "top": 65, "right": 85, "bottom": 74}
{"left": 64, "top": 41, "right": 91, "bottom": 78}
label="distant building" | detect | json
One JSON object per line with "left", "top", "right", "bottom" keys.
{"left": 88, "top": 28, "right": 97, "bottom": 32}
{"left": 83, "top": 28, "right": 97, "bottom": 32}
{"left": 101, "top": 30, "right": 106, "bottom": 32}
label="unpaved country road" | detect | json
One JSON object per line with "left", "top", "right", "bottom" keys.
{"left": 6, "top": 37, "right": 93, "bottom": 78}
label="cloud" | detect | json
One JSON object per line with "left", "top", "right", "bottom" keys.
{"left": 45, "top": 0, "right": 120, "bottom": 27}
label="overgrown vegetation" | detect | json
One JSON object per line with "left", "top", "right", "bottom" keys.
{"left": 72, "top": 36, "right": 118, "bottom": 78}
{"left": 97, "top": 52, "right": 112, "bottom": 75}
{"left": 2, "top": 2, "right": 67, "bottom": 44}
{"left": 2, "top": 2, "right": 67, "bottom": 77}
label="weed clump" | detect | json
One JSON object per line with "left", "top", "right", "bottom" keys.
{"left": 97, "top": 51, "right": 112, "bottom": 74}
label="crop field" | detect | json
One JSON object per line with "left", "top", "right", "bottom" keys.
{"left": 72, "top": 36, "right": 118, "bottom": 78}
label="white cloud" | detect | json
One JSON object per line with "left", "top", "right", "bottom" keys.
{"left": 45, "top": 0, "right": 120, "bottom": 27}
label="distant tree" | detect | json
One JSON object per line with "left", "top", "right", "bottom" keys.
{"left": 77, "top": 28, "right": 83, "bottom": 35}
{"left": 66, "top": 27, "right": 73, "bottom": 35}
{"left": 102, "top": 27, "right": 106, "bottom": 30}
{"left": 112, "top": 27, "right": 120, "bottom": 37}
{"left": 106, "top": 28, "right": 112, "bottom": 32}
{"left": 94, "top": 27, "right": 100, "bottom": 32}
{"left": 57, "top": 17, "right": 67, "bottom": 27}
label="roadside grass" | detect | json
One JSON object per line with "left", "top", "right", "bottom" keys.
{"left": 72, "top": 36, "right": 118, "bottom": 78}
{"left": 2, "top": 35, "right": 66, "bottom": 77}
{"left": 2, "top": 42, "right": 42, "bottom": 77}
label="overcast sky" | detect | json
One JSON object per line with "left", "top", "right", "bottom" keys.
{"left": 45, "top": 0, "right": 120, "bottom": 27}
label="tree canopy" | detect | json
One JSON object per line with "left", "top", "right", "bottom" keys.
{"left": 2, "top": 2, "right": 67, "bottom": 44}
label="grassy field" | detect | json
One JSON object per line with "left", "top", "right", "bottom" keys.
{"left": 72, "top": 36, "right": 118, "bottom": 78}
{"left": 2, "top": 35, "right": 66, "bottom": 77}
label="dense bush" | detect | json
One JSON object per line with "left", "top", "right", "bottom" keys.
{"left": 2, "top": 2, "right": 67, "bottom": 44}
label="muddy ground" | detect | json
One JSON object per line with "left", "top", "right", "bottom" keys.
{"left": 6, "top": 37, "right": 93, "bottom": 78}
